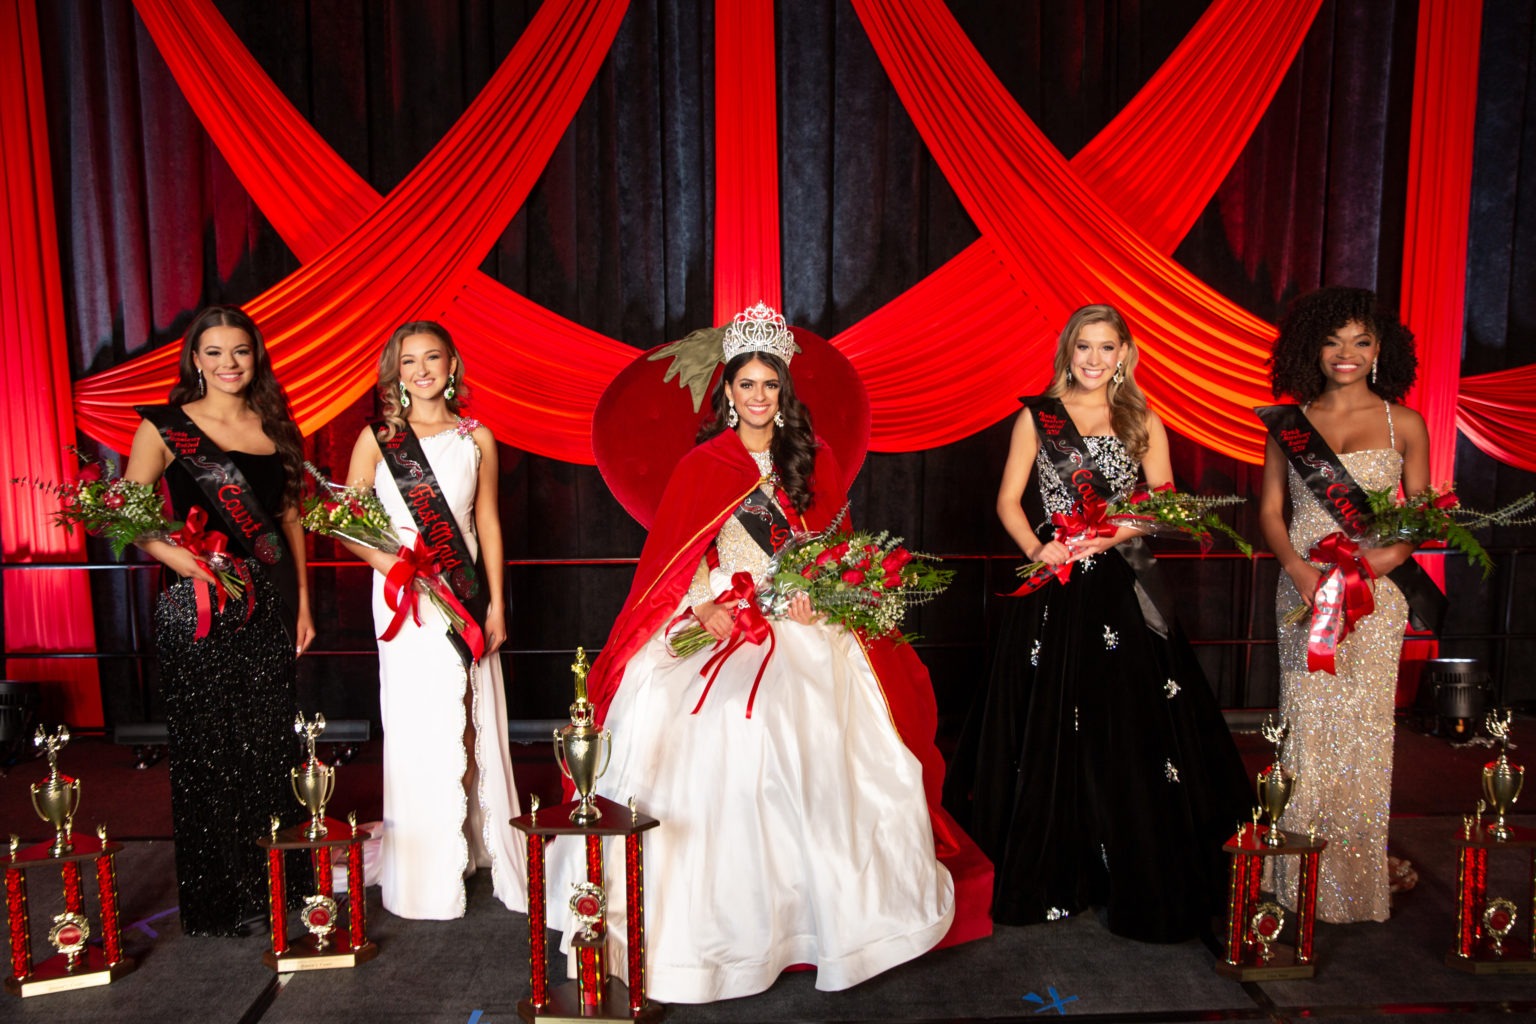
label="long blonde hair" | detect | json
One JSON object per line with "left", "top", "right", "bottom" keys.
{"left": 1046, "top": 304, "right": 1150, "bottom": 461}
{"left": 375, "top": 320, "right": 467, "bottom": 440}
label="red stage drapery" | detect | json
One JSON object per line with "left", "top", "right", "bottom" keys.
{"left": 1457, "top": 364, "right": 1536, "bottom": 473}
{"left": 0, "top": 0, "right": 102, "bottom": 725}
{"left": 1402, "top": 0, "right": 1483, "bottom": 489}
{"left": 713, "top": 0, "right": 782, "bottom": 323}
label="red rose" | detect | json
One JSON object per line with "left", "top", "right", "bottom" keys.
{"left": 323, "top": 501, "right": 340, "bottom": 513}
{"left": 855, "top": 556, "right": 871, "bottom": 570}
{"left": 881, "top": 553, "right": 903, "bottom": 573}
{"left": 103, "top": 492, "right": 125, "bottom": 509}
{"left": 348, "top": 500, "right": 366, "bottom": 517}
{"left": 1154, "top": 482, "right": 1176, "bottom": 493}
{"left": 814, "top": 548, "right": 838, "bottom": 566}
{"left": 77, "top": 463, "right": 103, "bottom": 483}
{"left": 863, "top": 543, "right": 880, "bottom": 554}
{"left": 841, "top": 569, "right": 866, "bottom": 585}
{"left": 1433, "top": 491, "right": 1459, "bottom": 509}
{"left": 882, "top": 573, "right": 902, "bottom": 589}
{"left": 1127, "top": 485, "right": 1151, "bottom": 505}
{"left": 826, "top": 541, "right": 850, "bottom": 560}
{"left": 800, "top": 565, "right": 818, "bottom": 579}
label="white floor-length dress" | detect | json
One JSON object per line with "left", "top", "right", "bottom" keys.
{"left": 372, "top": 423, "right": 526, "bottom": 918}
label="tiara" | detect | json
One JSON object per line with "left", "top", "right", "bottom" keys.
{"left": 721, "top": 302, "right": 797, "bottom": 363}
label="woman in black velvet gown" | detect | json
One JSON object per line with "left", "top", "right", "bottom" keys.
{"left": 945, "top": 304, "right": 1250, "bottom": 942}
{"left": 125, "top": 306, "right": 314, "bottom": 936}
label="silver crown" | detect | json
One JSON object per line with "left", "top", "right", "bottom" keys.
{"left": 721, "top": 302, "right": 797, "bottom": 363}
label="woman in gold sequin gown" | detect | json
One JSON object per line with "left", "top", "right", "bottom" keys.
{"left": 1260, "top": 288, "right": 1430, "bottom": 923}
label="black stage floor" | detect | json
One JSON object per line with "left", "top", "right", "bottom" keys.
{"left": 1, "top": 724, "right": 1533, "bottom": 1023}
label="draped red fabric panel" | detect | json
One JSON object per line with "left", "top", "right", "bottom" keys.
{"left": 0, "top": 0, "right": 102, "bottom": 725}
{"left": 1457, "top": 365, "right": 1536, "bottom": 473}
{"left": 1401, "top": 0, "right": 1483, "bottom": 487}
{"left": 848, "top": 0, "right": 1324, "bottom": 462}
{"left": 73, "top": 0, "right": 633, "bottom": 461}
{"left": 713, "top": 0, "right": 782, "bottom": 323}
{"left": 838, "top": 0, "right": 1320, "bottom": 451}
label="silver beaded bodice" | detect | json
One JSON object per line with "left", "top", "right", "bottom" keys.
{"left": 1035, "top": 436, "right": 1138, "bottom": 514}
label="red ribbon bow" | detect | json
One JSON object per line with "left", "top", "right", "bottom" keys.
{"left": 691, "top": 571, "right": 776, "bottom": 718}
{"left": 173, "top": 506, "right": 252, "bottom": 639}
{"left": 381, "top": 533, "right": 486, "bottom": 663}
{"left": 1304, "top": 531, "right": 1378, "bottom": 674}
{"left": 1004, "top": 494, "right": 1117, "bottom": 598}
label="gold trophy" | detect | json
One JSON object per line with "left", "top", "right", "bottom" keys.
{"left": 1481, "top": 709, "right": 1523, "bottom": 842}
{"left": 290, "top": 713, "right": 337, "bottom": 840}
{"left": 1255, "top": 716, "right": 1294, "bottom": 848}
{"left": 30, "top": 725, "right": 82, "bottom": 857}
{"left": 554, "top": 648, "right": 612, "bottom": 825}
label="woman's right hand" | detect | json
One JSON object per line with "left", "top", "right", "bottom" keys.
{"left": 693, "top": 599, "right": 735, "bottom": 641}
{"left": 1284, "top": 561, "right": 1322, "bottom": 607}
{"left": 159, "top": 544, "right": 218, "bottom": 586}
{"left": 1029, "top": 539, "right": 1073, "bottom": 567}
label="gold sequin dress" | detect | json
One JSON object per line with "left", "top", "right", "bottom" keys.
{"left": 1272, "top": 447, "right": 1407, "bottom": 923}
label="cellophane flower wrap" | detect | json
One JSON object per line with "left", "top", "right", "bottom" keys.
{"left": 1012, "top": 483, "right": 1252, "bottom": 595}
{"left": 668, "top": 524, "right": 955, "bottom": 659}
{"left": 1281, "top": 485, "right": 1536, "bottom": 628}
{"left": 300, "top": 464, "right": 471, "bottom": 641}
{"left": 12, "top": 448, "right": 244, "bottom": 600}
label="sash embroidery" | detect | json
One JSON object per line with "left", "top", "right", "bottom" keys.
{"left": 375, "top": 421, "right": 491, "bottom": 669}
{"left": 137, "top": 404, "right": 298, "bottom": 641}
{"left": 1257, "top": 405, "right": 1446, "bottom": 636}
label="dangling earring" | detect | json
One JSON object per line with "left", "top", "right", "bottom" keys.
{"left": 1066, "top": 369, "right": 1074, "bottom": 385}
{"left": 1370, "top": 361, "right": 1378, "bottom": 384}
{"left": 727, "top": 400, "right": 739, "bottom": 428}
{"left": 774, "top": 410, "right": 785, "bottom": 428}
{"left": 444, "top": 373, "right": 457, "bottom": 402}
{"left": 196, "top": 369, "right": 206, "bottom": 397}
{"left": 1112, "top": 362, "right": 1125, "bottom": 385}
{"left": 399, "top": 380, "right": 411, "bottom": 409}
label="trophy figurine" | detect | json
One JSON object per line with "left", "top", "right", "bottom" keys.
{"left": 290, "top": 713, "right": 337, "bottom": 840}
{"left": 1255, "top": 716, "right": 1294, "bottom": 847}
{"left": 30, "top": 725, "right": 82, "bottom": 857}
{"left": 554, "top": 647, "right": 613, "bottom": 825}
{"left": 1481, "top": 709, "right": 1523, "bottom": 842}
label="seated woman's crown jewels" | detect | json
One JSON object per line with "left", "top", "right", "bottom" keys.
{"left": 722, "top": 302, "right": 797, "bottom": 363}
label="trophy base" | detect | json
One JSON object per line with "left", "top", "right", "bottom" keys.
{"left": 4, "top": 946, "right": 136, "bottom": 998}
{"left": 1446, "top": 936, "right": 1536, "bottom": 973}
{"left": 263, "top": 933, "right": 379, "bottom": 973}
{"left": 1214, "top": 943, "right": 1315, "bottom": 981}
{"left": 519, "top": 979, "right": 665, "bottom": 1023}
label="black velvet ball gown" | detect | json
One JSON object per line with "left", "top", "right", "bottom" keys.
{"left": 945, "top": 436, "right": 1251, "bottom": 943}
{"left": 157, "top": 451, "right": 301, "bottom": 936}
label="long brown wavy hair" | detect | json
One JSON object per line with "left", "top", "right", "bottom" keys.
{"left": 697, "top": 352, "right": 817, "bottom": 513}
{"left": 1045, "top": 304, "right": 1151, "bottom": 461}
{"left": 168, "top": 305, "right": 305, "bottom": 510}
{"left": 375, "top": 320, "right": 468, "bottom": 441}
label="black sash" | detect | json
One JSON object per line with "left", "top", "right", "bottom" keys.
{"left": 1024, "top": 395, "right": 1174, "bottom": 636}
{"left": 138, "top": 403, "right": 299, "bottom": 640}
{"left": 375, "top": 422, "right": 491, "bottom": 666}
{"left": 1257, "top": 404, "right": 1447, "bottom": 634}
{"left": 732, "top": 484, "right": 796, "bottom": 559}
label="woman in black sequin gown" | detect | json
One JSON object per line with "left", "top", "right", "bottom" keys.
{"left": 125, "top": 307, "right": 315, "bottom": 936}
{"left": 945, "top": 305, "right": 1250, "bottom": 942}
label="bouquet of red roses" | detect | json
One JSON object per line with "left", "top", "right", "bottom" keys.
{"left": 1011, "top": 484, "right": 1251, "bottom": 596}
{"left": 668, "top": 527, "right": 953, "bottom": 659}
{"left": 301, "top": 464, "right": 481, "bottom": 659}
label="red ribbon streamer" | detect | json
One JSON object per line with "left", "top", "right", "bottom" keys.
{"left": 173, "top": 506, "right": 250, "bottom": 639}
{"left": 380, "top": 533, "right": 486, "bottom": 663}
{"left": 691, "top": 571, "right": 776, "bottom": 718}
{"left": 1305, "top": 531, "right": 1378, "bottom": 674}
{"left": 1004, "top": 495, "right": 1118, "bottom": 597}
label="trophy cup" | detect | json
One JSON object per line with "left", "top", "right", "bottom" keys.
{"left": 30, "top": 725, "right": 81, "bottom": 857}
{"left": 1255, "top": 716, "right": 1294, "bottom": 848}
{"left": 554, "top": 648, "right": 612, "bottom": 825}
{"left": 290, "top": 713, "right": 337, "bottom": 840}
{"left": 1481, "top": 710, "right": 1523, "bottom": 842}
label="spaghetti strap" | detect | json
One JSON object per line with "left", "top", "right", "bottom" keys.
{"left": 1384, "top": 400, "right": 1396, "bottom": 450}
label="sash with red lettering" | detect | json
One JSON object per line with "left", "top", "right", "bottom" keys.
{"left": 1256, "top": 404, "right": 1447, "bottom": 640}
{"left": 1021, "top": 395, "right": 1174, "bottom": 636}
{"left": 138, "top": 404, "right": 299, "bottom": 641}
{"left": 374, "top": 421, "right": 491, "bottom": 670}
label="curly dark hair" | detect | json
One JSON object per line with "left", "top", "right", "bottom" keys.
{"left": 1269, "top": 287, "right": 1418, "bottom": 403}
{"left": 168, "top": 305, "right": 306, "bottom": 511}
{"left": 697, "top": 352, "right": 817, "bottom": 514}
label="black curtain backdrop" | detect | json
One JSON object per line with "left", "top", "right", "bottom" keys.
{"left": 31, "top": 0, "right": 1536, "bottom": 731}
